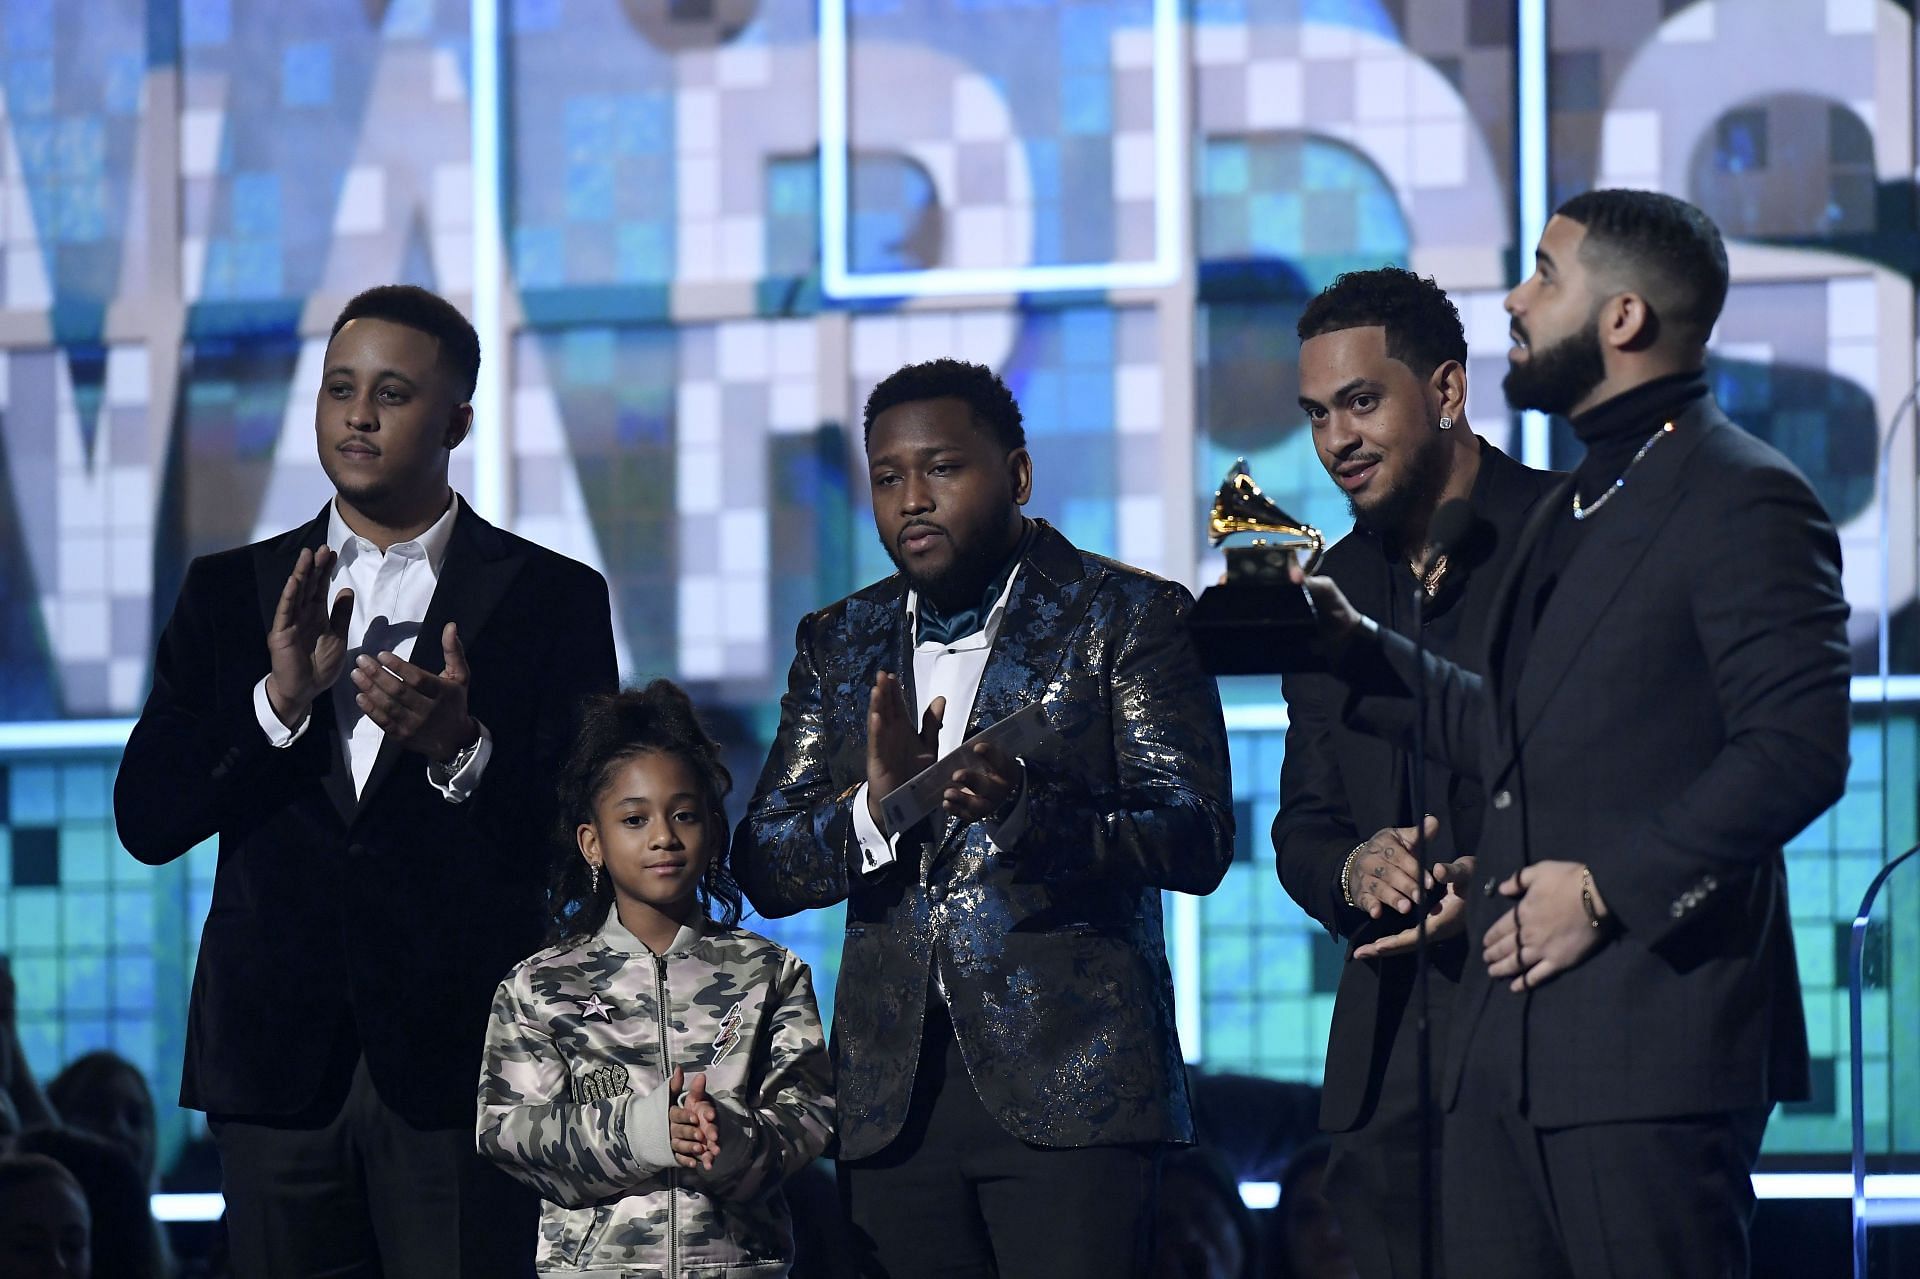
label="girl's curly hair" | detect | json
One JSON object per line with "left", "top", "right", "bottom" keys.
{"left": 549, "top": 680, "right": 742, "bottom": 940}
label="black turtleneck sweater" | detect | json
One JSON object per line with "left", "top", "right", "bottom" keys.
{"left": 1503, "top": 370, "right": 1708, "bottom": 680}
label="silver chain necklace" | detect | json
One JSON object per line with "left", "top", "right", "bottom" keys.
{"left": 1571, "top": 420, "right": 1676, "bottom": 521}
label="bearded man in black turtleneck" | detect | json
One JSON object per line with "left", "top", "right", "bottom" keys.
{"left": 1293, "top": 190, "right": 1851, "bottom": 1278}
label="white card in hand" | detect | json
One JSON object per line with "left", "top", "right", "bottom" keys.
{"left": 879, "top": 701, "right": 1050, "bottom": 834}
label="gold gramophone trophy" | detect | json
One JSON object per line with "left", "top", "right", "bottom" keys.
{"left": 1189, "top": 459, "right": 1328, "bottom": 674}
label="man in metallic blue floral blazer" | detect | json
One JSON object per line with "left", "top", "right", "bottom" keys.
{"left": 733, "top": 357, "right": 1234, "bottom": 1279}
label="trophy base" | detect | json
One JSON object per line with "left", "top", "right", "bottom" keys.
{"left": 1189, "top": 580, "right": 1325, "bottom": 675}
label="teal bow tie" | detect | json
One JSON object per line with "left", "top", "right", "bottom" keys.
{"left": 914, "top": 522, "right": 1034, "bottom": 646}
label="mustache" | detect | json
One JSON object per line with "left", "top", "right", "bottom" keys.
{"left": 897, "top": 520, "right": 946, "bottom": 544}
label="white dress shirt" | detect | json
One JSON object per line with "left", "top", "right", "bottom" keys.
{"left": 851, "top": 567, "right": 1030, "bottom": 874}
{"left": 252, "top": 498, "right": 492, "bottom": 802}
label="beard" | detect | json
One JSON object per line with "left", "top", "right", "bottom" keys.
{"left": 882, "top": 526, "right": 1008, "bottom": 612}
{"left": 1349, "top": 425, "right": 1451, "bottom": 547}
{"left": 1503, "top": 314, "right": 1608, "bottom": 416}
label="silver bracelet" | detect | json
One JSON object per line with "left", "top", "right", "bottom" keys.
{"left": 1340, "top": 842, "right": 1367, "bottom": 909}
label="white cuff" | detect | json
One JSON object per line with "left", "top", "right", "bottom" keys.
{"left": 985, "top": 759, "right": 1030, "bottom": 852}
{"left": 427, "top": 720, "right": 493, "bottom": 804}
{"left": 624, "top": 1078, "right": 677, "bottom": 1172}
{"left": 851, "top": 782, "right": 901, "bottom": 875}
{"left": 253, "top": 677, "right": 311, "bottom": 747}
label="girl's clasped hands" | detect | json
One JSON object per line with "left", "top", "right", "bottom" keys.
{"left": 665, "top": 1065, "right": 722, "bottom": 1171}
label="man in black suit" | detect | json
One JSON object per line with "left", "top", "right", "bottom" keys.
{"left": 115, "top": 286, "right": 618, "bottom": 1276}
{"left": 733, "top": 358, "right": 1234, "bottom": 1278}
{"left": 1274, "top": 267, "right": 1559, "bottom": 1278}
{"left": 1296, "top": 191, "right": 1851, "bottom": 1277}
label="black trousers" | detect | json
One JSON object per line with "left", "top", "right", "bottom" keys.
{"left": 1325, "top": 1095, "right": 1442, "bottom": 1279}
{"left": 839, "top": 1004, "right": 1160, "bottom": 1279}
{"left": 1442, "top": 1103, "right": 1769, "bottom": 1279}
{"left": 1322, "top": 961, "right": 1455, "bottom": 1279}
{"left": 212, "top": 1056, "right": 536, "bottom": 1279}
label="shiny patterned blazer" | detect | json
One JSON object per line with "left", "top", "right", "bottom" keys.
{"left": 733, "top": 520, "right": 1234, "bottom": 1160}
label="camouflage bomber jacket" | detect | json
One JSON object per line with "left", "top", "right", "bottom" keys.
{"left": 477, "top": 909, "right": 834, "bottom": 1277}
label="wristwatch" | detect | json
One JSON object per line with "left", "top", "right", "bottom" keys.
{"left": 432, "top": 721, "right": 485, "bottom": 778}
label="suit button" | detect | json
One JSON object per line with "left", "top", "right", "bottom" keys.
{"left": 347, "top": 842, "right": 368, "bottom": 858}
{"left": 1670, "top": 901, "right": 1685, "bottom": 918}
{"left": 1703, "top": 875, "right": 1717, "bottom": 892}
{"left": 1482, "top": 876, "right": 1498, "bottom": 897}
{"left": 1492, "top": 790, "right": 1512, "bottom": 810}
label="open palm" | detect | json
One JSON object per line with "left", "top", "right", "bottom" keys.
{"left": 265, "top": 546, "right": 354, "bottom": 723}
{"left": 1352, "top": 856, "right": 1477, "bottom": 961}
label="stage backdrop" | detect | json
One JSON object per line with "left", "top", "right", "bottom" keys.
{"left": 0, "top": 0, "right": 1913, "bottom": 1173}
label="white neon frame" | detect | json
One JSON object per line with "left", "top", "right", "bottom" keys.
{"left": 468, "top": 0, "right": 509, "bottom": 523}
{"left": 1516, "top": 0, "right": 1552, "bottom": 470}
{"left": 816, "top": 0, "right": 1184, "bottom": 298}
{"left": 1236, "top": 1174, "right": 1920, "bottom": 1217}
{"left": 5, "top": 0, "right": 1920, "bottom": 1181}
{"left": 146, "top": 1175, "right": 1920, "bottom": 1223}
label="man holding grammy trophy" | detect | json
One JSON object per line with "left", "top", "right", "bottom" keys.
{"left": 1196, "top": 266, "right": 1558, "bottom": 1277}
{"left": 1259, "top": 195, "right": 1851, "bottom": 1276}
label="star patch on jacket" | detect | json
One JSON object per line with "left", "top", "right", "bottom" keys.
{"left": 709, "top": 1000, "right": 746, "bottom": 1067}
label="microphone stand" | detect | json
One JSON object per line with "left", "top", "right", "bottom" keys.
{"left": 1410, "top": 560, "right": 1436, "bottom": 1279}
{"left": 1404, "top": 496, "right": 1472, "bottom": 1279}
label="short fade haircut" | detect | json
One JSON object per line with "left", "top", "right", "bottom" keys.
{"left": 1296, "top": 266, "right": 1467, "bottom": 379}
{"left": 1555, "top": 189, "right": 1729, "bottom": 342}
{"left": 329, "top": 284, "right": 482, "bottom": 402}
{"left": 862, "top": 357, "right": 1026, "bottom": 453}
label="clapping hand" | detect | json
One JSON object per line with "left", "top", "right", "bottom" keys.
{"left": 866, "top": 672, "right": 943, "bottom": 830}
{"left": 265, "top": 546, "right": 354, "bottom": 726}
{"left": 1352, "top": 855, "right": 1477, "bottom": 960}
{"left": 1346, "top": 816, "right": 1442, "bottom": 918}
{"left": 348, "top": 622, "right": 479, "bottom": 764}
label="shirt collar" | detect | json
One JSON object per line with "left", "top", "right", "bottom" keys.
{"left": 328, "top": 494, "right": 460, "bottom": 574}
{"left": 596, "top": 905, "right": 708, "bottom": 956}
{"left": 1568, "top": 369, "right": 1708, "bottom": 447}
{"left": 904, "top": 561, "right": 1023, "bottom": 648}
{"left": 903, "top": 519, "right": 1034, "bottom": 645}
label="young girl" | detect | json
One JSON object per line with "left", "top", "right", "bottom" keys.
{"left": 478, "top": 681, "right": 834, "bottom": 1276}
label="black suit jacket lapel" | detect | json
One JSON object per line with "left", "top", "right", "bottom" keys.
{"left": 354, "top": 499, "right": 527, "bottom": 817}
{"left": 252, "top": 509, "right": 332, "bottom": 635}
{"left": 1504, "top": 400, "right": 1722, "bottom": 752}
{"left": 1482, "top": 473, "right": 1570, "bottom": 713}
